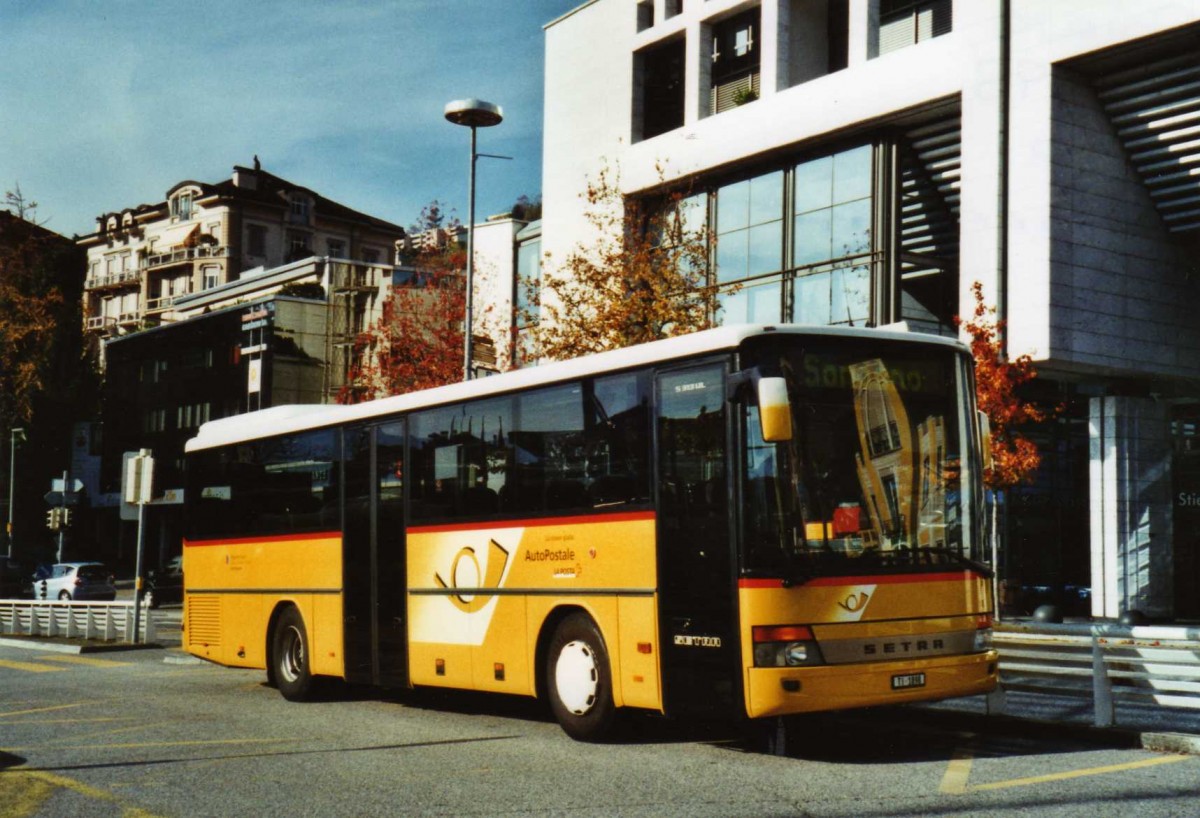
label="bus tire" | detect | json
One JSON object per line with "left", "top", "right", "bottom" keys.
{"left": 273, "top": 606, "right": 314, "bottom": 701}
{"left": 546, "top": 613, "right": 615, "bottom": 741}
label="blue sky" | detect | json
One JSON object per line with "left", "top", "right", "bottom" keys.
{"left": 0, "top": 1, "right": 580, "bottom": 237}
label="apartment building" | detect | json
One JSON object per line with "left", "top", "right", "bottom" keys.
{"left": 77, "top": 161, "right": 406, "bottom": 348}
{"left": 542, "top": 0, "right": 1200, "bottom": 620}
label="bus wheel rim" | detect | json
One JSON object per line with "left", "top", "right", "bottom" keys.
{"left": 555, "top": 639, "right": 598, "bottom": 715}
{"left": 280, "top": 626, "right": 304, "bottom": 683}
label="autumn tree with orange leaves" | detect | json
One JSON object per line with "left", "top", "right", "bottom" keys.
{"left": 956, "top": 281, "right": 1052, "bottom": 491}
{"left": 336, "top": 201, "right": 517, "bottom": 402}
{"left": 336, "top": 241, "right": 467, "bottom": 403}
{"left": 0, "top": 205, "right": 69, "bottom": 432}
{"left": 522, "top": 163, "right": 720, "bottom": 361}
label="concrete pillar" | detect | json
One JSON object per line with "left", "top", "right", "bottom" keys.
{"left": 1090, "top": 397, "right": 1174, "bottom": 619}
{"left": 848, "top": 0, "right": 879, "bottom": 65}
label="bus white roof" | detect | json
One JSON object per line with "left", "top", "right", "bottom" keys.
{"left": 186, "top": 323, "right": 965, "bottom": 453}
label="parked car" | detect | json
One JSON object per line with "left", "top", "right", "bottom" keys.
{"left": 35, "top": 562, "right": 117, "bottom": 601}
{"left": 0, "top": 557, "right": 34, "bottom": 599}
{"left": 145, "top": 555, "right": 183, "bottom": 608}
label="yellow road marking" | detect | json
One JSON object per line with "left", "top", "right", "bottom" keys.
{"left": 942, "top": 747, "right": 1193, "bottom": 795}
{"left": 0, "top": 658, "right": 67, "bottom": 673}
{"left": 43, "top": 654, "right": 131, "bottom": 668}
{"left": 970, "top": 754, "right": 1192, "bottom": 792}
{"left": 939, "top": 748, "right": 974, "bottom": 794}
{"left": 0, "top": 703, "right": 86, "bottom": 718}
{"left": 0, "top": 770, "right": 169, "bottom": 818}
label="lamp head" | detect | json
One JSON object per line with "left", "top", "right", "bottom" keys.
{"left": 444, "top": 99, "right": 503, "bottom": 128}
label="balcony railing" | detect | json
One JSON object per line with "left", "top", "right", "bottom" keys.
{"left": 84, "top": 315, "right": 118, "bottom": 333}
{"left": 118, "top": 310, "right": 142, "bottom": 326}
{"left": 145, "top": 292, "right": 189, "bottom": 313}
{"left": 84, "top": 269, "right": 140, "bottom": 291}
{"left": 143, "top": 245, "right": 228, "bottom": 270}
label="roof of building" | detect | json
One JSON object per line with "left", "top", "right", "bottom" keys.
{"left": 81, "top": 163, "right": 406, "bottom": 242}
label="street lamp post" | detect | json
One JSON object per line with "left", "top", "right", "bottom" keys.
{"left": 7, "top": 427, "right": 26, "bottom": 559}
{"left": 444, "top": 98, "right": 503, "bottom": 381}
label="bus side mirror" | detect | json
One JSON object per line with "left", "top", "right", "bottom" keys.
{"left": 758, "top": 377, "right": 793, "bottom": 442}
{"left": 978, "top": 410, "right": 994, "bottom": 471}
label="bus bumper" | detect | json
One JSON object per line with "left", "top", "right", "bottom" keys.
{"left": 744, "top": 650, "right": 998, "bottom": 719}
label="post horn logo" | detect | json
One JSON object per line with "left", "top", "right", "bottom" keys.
{"left": 838, "top": 591, "right": 870, "bottom": 613}
{"left": 435, "top": 539, "right": 510, "bottom": 614}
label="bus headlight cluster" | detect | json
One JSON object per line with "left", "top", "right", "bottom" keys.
{"left": 752, "top": 625, "right": 825, "bottom": 667}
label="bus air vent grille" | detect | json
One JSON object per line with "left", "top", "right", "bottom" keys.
{"left": 187, "top": 595, "right": 222, "bottom": 647}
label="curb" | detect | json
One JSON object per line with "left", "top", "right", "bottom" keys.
{"left": 1142, "top": 732, "right": 1200, "bottom": 755}
{"left": 0, "top": 635, "right": 162, "bottom": 654}
{"left": 900, "top": 704, "right": 1200, "bottom": 756}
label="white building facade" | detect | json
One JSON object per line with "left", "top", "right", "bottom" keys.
{"left": 542, "top": 0, "right": 1200, "bottom": 620}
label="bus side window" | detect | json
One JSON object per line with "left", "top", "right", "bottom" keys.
{"left": 587, "top": 372, "right": 651, "bottom": 508}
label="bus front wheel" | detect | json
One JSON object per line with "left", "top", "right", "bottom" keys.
{"left": 546, "top": 613, "right": 615, "bottom": 741}
{"left": 273, "top": 607, "right": 314, "bottom": 701}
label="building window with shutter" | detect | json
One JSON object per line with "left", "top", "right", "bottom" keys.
{"left": 878, "top": 0, "right": 952, "bottom": 56}
{"left": 711, "top": 7, "right": 761, "bottom": 114}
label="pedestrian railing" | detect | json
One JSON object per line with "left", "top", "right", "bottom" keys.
{"left": 990, "top": 622, "right": 1200, "bottom": 728}
{"left": 0, "top": 600, "right": 156, "bottom": 644}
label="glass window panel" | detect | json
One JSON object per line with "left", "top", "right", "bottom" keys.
{"left": 793, "top": 271, "right": 831, "bottom": 325}
{"left": 721, "top": 278, "right": 782, "bottom": 325}
{"left": 833, "top": 145, "right": 873, "bottom": 203}
{"left": 793, "top": 209, "right": 832, "bottom": 266}
{"left": 716, "top": 230, "right": 749, "bottom": 282}
{"left": 747, "top": 221, "right": 783, "bottom": 277}
{"left": 794, "top": 155, "right": 833, "bottom": 214}
{"left": 717, "top": 179, "right": 750, "bottom": 234}
{"left": 831, "top": 198, "right": 872, "bottom": 257}
{"left": 830, "top": 265, "right": 871, "bottom": 325}
{"left": 748, "top": 171, "right": 784, "bottom": 226}
{"left": 680, "top": 193, "right": 708, "bottom": 236}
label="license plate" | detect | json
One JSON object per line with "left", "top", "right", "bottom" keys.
{"left": 891, "top": 672, "right": 926, "bottom": 690}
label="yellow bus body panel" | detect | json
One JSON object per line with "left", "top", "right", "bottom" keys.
{"left": 406, "top": 513, "right": 661, "bottom": 710}
{"left": 183, "top": 534, "right": 344, "bottom": 677}
{"left": 739, "top": 571, "right": 997, "bottom": 719}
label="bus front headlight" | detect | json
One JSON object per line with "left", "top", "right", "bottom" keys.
{"left": 752, "top": 625, "right": 825, "bottom": 667}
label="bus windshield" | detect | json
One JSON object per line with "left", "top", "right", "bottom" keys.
{"left": 739, "top": 335, "right": 984, "bottom": 581}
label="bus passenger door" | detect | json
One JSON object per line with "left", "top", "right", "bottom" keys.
{"left": 374, "top": 422, "right": 408, "bottom": 686}
{"left": 344, "top": 423, "right": 408, "bottom": 688}
{"left": 655, "top": 363, "right": 740, "bottom": 717}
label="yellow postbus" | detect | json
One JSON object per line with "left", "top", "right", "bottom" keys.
{"left": 182, "top": 324, "right": 997, "bottom": 740}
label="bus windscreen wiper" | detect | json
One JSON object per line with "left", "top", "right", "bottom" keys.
{"left": 910, "top": 546, "right": 994, "bottom": 578}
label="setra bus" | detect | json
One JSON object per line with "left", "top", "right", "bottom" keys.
{"left": 182, "top": 324, "right": 997, "bottom": 740}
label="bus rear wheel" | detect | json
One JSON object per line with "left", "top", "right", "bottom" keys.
{"left": 546, "top": 613, "right": 615, "bottom": 741}
{"left": 273, "top": 607, "right": 314, "bottom": 701}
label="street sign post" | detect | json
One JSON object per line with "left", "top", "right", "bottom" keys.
{"left": 124, "top": 449, "right": 154, "bottom": 644}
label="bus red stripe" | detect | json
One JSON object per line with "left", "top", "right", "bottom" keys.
{"left": 184, "top": 531, "right": 341, "bottom": 548}
{"left": 739, "top": 571, "right": 981, "bottom": 589}
{"left": 406, "top": 510, "right": 656, "bottom": 535}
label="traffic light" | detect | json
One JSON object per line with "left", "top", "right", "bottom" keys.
{"left": 46, "top": 508, "right": 61, "bottom": 531}
{"left": 61, "top": 508, "right": 72, "bottom": 527}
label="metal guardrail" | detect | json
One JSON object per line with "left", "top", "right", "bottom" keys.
{"left": 0, "top": 600, "right": 156, "bottom": 644}
{"left": 990, "top": 622, "right": 1200, "bottom": 728}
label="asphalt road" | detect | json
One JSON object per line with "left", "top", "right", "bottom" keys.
{"left": 1, "top": 639, "right": 1197, "bottom": 817}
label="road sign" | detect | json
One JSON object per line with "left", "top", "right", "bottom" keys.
{"left": 51, "top": 478, "right": 85, "bottom": 493}
{"left": 43, "top": 490, "right": 80, "bottom": 506}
